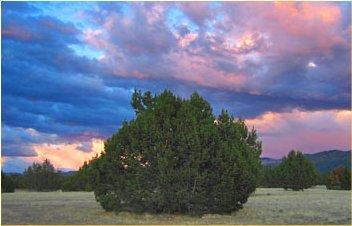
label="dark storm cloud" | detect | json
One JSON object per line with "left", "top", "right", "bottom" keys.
{"left": 1, "top": 126, "right": 57, "bottom": 157}
{"left": 1, "top": 3, "right": 134, "bottom": 157}
{"left": 1, "top": 2, "right": 351, "bottom": 162}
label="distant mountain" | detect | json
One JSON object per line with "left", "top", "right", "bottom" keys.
{"left": 261, "top": 150, "right": 351, "bottom": 173}
{"left": 260, "top": 157, "right": 281, "bottom": 166}
{"left": 59, "top": 171, "right": 76, "bottom": 176}
{"left": 305, "top": 150, "right": 351, "bottom": 173}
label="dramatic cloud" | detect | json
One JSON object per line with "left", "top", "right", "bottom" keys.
{"left": 1, "top": 2, "right": 350, "bottom": 172}
{"left": 2, "top": 138, "right": 104, "bottom": 172}
{"left": 81, "top": 2, "right": 350, "bottom": 105}
{"left": 246, "top": 110, "right": 351, "bottom": 158}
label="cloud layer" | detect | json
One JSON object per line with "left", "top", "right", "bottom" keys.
{"left": 2, "top": 2, "right": 351, "bottom": 172}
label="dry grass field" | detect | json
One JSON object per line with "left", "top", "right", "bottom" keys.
{"left": 1, "top": 186, "right": 350, "bottom": 225}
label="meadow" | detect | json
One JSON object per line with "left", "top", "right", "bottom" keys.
{"left": 1, "top": 186, "right": 350, "bottom": 225}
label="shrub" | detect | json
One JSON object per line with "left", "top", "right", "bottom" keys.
{"left": 278, "top": 150, "right": 318, "bottom": 191}
{"left": 92, "top": 90, "right": 262, "bottom": 214}
{"left": 1, "top": 172, "right": 15, "bottom": 193}
{"left": 326, "top": 166, "right": 351, "bottom": 190}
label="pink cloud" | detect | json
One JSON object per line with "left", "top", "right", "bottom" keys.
{"left": 166, "top": 51, "right": 247, "bottom": 90}
{"left": 80, "top": 2, "right": 349, "bottom": 94}
{"left": 2, "top": 139, "right": 105, "bottom": 171}
{"left": 240, "top": 2, "right": 347, "bottom": 55}
{"left": 30, "top": 138, "right": 104, "bottom": 170}
{"left": 246, "top": 109, "right": 351, "bottom": 158}
{"left": 178, "top": 2, "right": 213, "bottom": 25}
{"left": 2, "top": 26, "right": 37, "bottom": 41}
{"left": 178, "top": 32, "right": 198, "bottom": 48}
{"left": 40, "top": 19, "right": 77, "bottom": 35}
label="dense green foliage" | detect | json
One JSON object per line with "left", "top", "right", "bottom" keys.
{"left": 326, "top": 166, "right": 351, "bottom": 190}
{"left": 92, "top": 90, "right": 262, "bottom": 214}
{"left": 62, "top": 157, "right": 99, "bottom": 192}
{"left": 259, "top": 166, "right": 283, "bottom": 188}
{"left": 279, "top": 150, "right": 318, "bottom": 190}
{"left": 1, "top": 171, "right": 15, "bottom": 193}
{"left": 22, "top": 159, "right": 63, "bottom": 191}
{"left": 9, "top": 174, "right": 26, "bottom": 189}
{"left": 259, "top": 150, "right": 318, "bottom": 190}
{"left": 340, "top": 168, "right": 351, "bottom": 190}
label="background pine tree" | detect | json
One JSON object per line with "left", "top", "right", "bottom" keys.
{"left": 22, "top": 159, "right": 62, "bottom": 191}
{"left": 279, "top": 150, "right": 318, "bottom": 191}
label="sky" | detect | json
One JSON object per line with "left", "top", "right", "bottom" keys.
{"left": 1, "top": 2, "right": 351, "bottom": 172}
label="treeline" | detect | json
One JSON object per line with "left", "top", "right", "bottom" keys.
{"left": 2, "top": 159, "right": 63, "bottom": 192}
{"left": 1, "top": 158, "right": 97, "bottom": 193}
{"left": 2, "top": 151, "right": 351, "bottom": 193}
{"left": 2, "top": 172, "right": 15, "bottom": 193}
{"left": 61, "top": 156, "right": 99, "bottom": 192}
{"left": 259, "top": 150, "right": 351, "bottom": 190}
{"left": 22, "top": 159, "right": 63, "bottom": 191}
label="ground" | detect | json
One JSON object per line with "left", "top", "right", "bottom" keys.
{"left": 1, "top": 186, "right": 351, "bottom": 224}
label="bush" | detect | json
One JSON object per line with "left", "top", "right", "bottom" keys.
{"left": 92, "top": 90, "right": 262, "bottom": 214}
{"left": 22, "top": 159, "right": 63, "bottom": 191}
{"left": 1, "top": 172, "right": 15, "bottom": 193}
{"left": 326, "top": 166, "right": 351, "bottom": 190}
{"left": 278, "top": 150, "right": 318, "bottom": 191}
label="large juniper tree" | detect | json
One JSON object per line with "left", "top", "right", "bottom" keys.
{"left": 92, "top": 90, "right": 262, "bottom": 214}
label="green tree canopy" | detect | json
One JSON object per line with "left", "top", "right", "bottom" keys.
{"left": 278, "top": 150, "right": 318, "bottom": 191}
{"left": 92, "top": 90, "right": 262, "bottom": 214}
